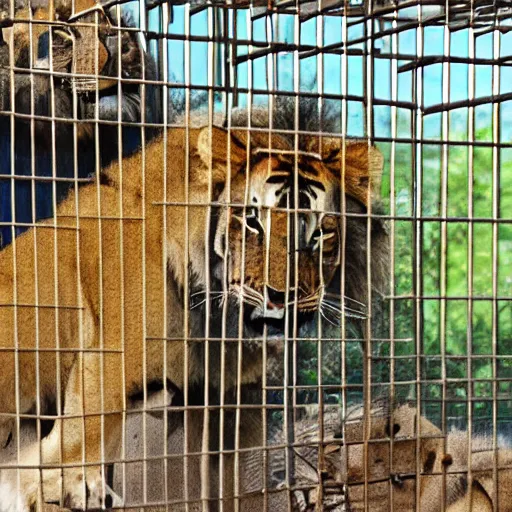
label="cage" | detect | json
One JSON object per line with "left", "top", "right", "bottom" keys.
{"left": 0, "top": 0, "right": 511, "bottom": 511}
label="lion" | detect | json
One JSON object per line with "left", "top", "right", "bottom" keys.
{"left": 321, "top": 402, "right": 444, "bottom": 511}
{"left": 0, "top": 122, "right": 385, "bottom": 509}
{"left": 421, "top": 430, "right": 512, "bottom": 512}
{"left": 322, "top": 401, "right": 512, "bottom": 512}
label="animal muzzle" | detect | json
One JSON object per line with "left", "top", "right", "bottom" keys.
{"left": 242, "top": 285, "right": 317, "bottom": 338}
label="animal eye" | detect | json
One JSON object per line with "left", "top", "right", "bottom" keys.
{"left": 321, "top": 215, "right": 338, "bottom": 232}
{"left": 245, "top": 208, "right": 262, "bottom": 233}
{"left": 312, "top": 228, "right": 322, "bottom": 241}
{"left": 311, "top": 227, "right": 337, "bottom": 254}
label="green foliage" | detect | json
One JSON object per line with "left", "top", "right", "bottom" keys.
{"left": 377, "top": 124, "right": 512, "bottom": 410}
{"left": 291, "top": 123, "right": 512, "bottom": 423}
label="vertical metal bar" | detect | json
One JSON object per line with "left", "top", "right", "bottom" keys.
{"left": 315, "top": 5, "right": 326, "bottom": 509}
{"left": 69, "top": 8, "right": 87, "bottom": 505}
{"left": 8, "top": 10, "right": 21, "bottom": 504}
{"left": 389, "top": 2, "right": 399, "bottom": 509}
{"left": 218, "top": 7, "right": 237, "bottom": 511}
{"left": 226, "top": 6, "right": 236, "bottom": 110}
{"left": 91, "top": 3, "right": 104, "bottom": 502}
{"left": 160, "top": 1, "right": 170, "bottom": 510}
{"left": 49, "top": 10, "right": 65, "bottom": 505}
{"left": 413, "top": 2, "right": 424, "bottom": 510}
{"left": 97, "top": 5, "right": 108, "bottom": 500}
{"left": 364, "top": 1, "right": 375, "bottom": 510}
{"left": 92, "top": 5, "right": 106, "bottom": 502}
{"left": 139, "top": 1, "right": 151, "bottom": 506}
{"left": 231, "top": 7, "right": 256, "bottom": 512}
{"left": 466, "top": 4, "right": 476, "bottom": 507}
{"left": 287, "top": 7, "right": 300, "bottom": 510}
{"left": 259, "top": 8, "right": 271, "bottom": 511}
{"left": 339, "top": 2, "right": 349, "bottom": 498}
{"left": 224, "top": 7, "right": 254, "bottom": 511}
{"left": 25, "top": 9, "right": 44, "bottom": 507}
{"left": 440, "top": 4, "right": 451, "bottom": 508}
{"left": 200, "top": 7, "right": 215, "bottom": 511}
{"left": 118, "top": 3, "right": 129, "bottom": 507}
{"left": 183, "top": 4, "right": 192, "bottom": 511}
{"left": 491, "top": 17, "right": 501, "bottom": 512}
{"left": 139, "top": 0, "right": 148, "bottom": 53}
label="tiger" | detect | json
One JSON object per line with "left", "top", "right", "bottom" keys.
{"left": 0, "top": 122, "right": 385, "bottom": 510}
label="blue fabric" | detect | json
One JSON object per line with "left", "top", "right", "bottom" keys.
{"left": 0, "top": 117, "right": 12, "bottom": 248}
{"left": 0, "top": 107, "right": 156, "bottom": 250}
{"left": 0, "top": 117, "right": 80, "bottom": 249}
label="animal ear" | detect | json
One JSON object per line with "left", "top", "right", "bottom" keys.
{"left": 196, "top": 126, "right": 247, "bottom": 181}
{"left": 320, "top": 138, "right": 384, "bottom": 207}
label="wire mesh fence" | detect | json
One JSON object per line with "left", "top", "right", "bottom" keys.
{"left": 0, "top": 0, "right": 511, "bottom": 510}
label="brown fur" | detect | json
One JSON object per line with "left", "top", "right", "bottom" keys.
{"left": 1, "top": 4, "right": 155, "bottom": 144}
{"left": 422, "top": 430, "right": 512, "bottom": 512}
{"left": 322, "top": 403, "right": 512, "bottom": 512}
{"left": 0, "top": 126, "right": 383, "bottom": 509}
{"left": 326, "top": 403, "right": 443, "bottom": 512}
{"left": 445, "top": 481, "right": 492, "bottom": 512}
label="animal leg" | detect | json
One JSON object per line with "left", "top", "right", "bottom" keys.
{"left": 0, "top": 352, "right": 125, "bottom": 510}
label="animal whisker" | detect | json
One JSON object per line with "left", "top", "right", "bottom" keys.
{"left": 320, "top": 307, "right": 339, "bottom": 327}
{"left": 322, "top": 298, "right": 367, "bottom": 318}
{"left": 322, "top": 300, "right": 362, "bottom": 317}
{"left": 242, "top": 298, "right": 262, "bottom": 308}
{"left": 288, "top": 295, "right": 318, "bottom": 309}
{"left": 189, "top": 291, "right": 228, "bottom": 310}
{"left": 190, "top": 299, "right": 208, "bottom": 310}
{"left": 321, "top": 300, "right": 367, "bottom": 320}
{"left": 242, "top": 284, "right": 264, "bottom": 299}
{"left": 230, "top": 289, "right": 263, "bottom": 309}
{"left": 323, "top": 291, "right": 367, "bottom": 309}
{"left": 189, "top": 290, "right": 226, "bottom": 299}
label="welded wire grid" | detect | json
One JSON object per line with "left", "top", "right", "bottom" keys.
{"left": 0, "top": 0, "right": 511, "bottom": 511}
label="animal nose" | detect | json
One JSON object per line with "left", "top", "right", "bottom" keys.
{"left": 266, "top": 286, "right": 286, "bottom": 310}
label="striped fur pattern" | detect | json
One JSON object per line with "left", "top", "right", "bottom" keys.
{"left": 208, "top": 121, "right": 386, "bottom": 336}
{"left": 227, "top": 99, "right": 390, "bottom": 329}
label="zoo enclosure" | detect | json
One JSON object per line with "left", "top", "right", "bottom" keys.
{"left": 0, "top": 0, "right": 511, "bottom": 509}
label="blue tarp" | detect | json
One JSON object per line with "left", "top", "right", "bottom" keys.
{"left": 0, "top": 116, "right": 57, "bottom": 248}
{"left": 0, "top": 118, "right": 153, "bottom": 249}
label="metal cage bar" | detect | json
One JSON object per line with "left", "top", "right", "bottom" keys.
{"left": 0, "top": 0, "right": 510, "bottom": 511}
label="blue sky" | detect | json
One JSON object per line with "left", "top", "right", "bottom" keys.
{"left": 140, "top": 5, "right": 512, "bottom": 143}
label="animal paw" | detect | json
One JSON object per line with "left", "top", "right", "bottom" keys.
{"left": 0, "top": 451, "right": 122, "bottom": 511}
{"left": 63, "top": 468, "right": 123, "bottom": 510}
{"left": 87, "top": 480, "right": 124, "bottom": 509}
{"left": 0, "top": 467, "right": 40, "bottom": 512}
{"left": 0, "top": 457, "right": 65, "bottom": 511}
